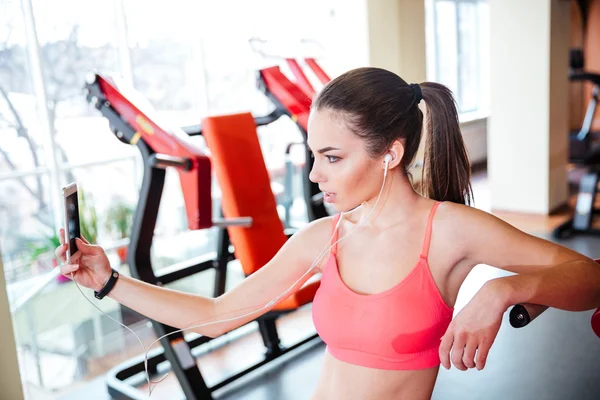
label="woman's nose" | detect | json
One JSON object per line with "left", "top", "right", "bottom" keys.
{"left": 309, "top": 162, "right": 324, "bottom": 183}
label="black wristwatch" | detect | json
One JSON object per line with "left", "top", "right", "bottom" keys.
{"left": 94, "top": 268, "right": 120, "bottom": 300}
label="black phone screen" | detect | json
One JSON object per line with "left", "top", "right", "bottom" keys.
{"left": 66, "top": 191, "right": 81, "bottom": 254}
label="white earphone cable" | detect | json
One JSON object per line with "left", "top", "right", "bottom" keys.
{"left": 69, "top": 157, "right": 392, "bottom": 396}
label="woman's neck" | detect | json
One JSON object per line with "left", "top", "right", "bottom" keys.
{"left": 354, "top": 169, "right": 427, "bottom": 231}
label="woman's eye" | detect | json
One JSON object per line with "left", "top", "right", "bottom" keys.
{"left": 326, "top": 155, "right": 340, "bottom": 163}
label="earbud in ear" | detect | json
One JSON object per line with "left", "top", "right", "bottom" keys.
{"left": 384, "top": 154, "right": 392, "bottom": 164}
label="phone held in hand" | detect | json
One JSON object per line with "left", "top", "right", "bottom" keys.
{"left": 62, "top": 183, "right": 81, "bottom": 263}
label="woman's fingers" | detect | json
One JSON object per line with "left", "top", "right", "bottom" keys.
{"left": 55, "top": 243, "right": 68, "bottom": 263}
{"left": 439, "top": 330, "right": 454, "bottom": 370}
{"left": 463, "top": 339, "right": 478, "bottom": 369}
{"left": 475, "top": 336, "right": 492, "bottom": 371}
{"left": 60, "top": 263, "right": 79, "bottom": 276}
{"left": 450, "top": 332, "right": 468, "bottom": 371}
{"left": 69, "top": 251, "right": 82, "bottom": 263}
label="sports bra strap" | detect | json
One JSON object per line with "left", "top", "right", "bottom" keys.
{"left": 420, "top": 202, "right": 442, "bottom": 259}
{"left": 330, "top": 213, "right": 343, "bottom": 255}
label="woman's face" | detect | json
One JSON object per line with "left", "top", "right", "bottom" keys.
{"left": 307, "top": 109, "right": 384, "bottom": 212}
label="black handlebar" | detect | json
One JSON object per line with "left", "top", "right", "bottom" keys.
{"left": 570, "top": 72, "right": 600, "bottom": 87}
{"left": 182, "top": 109, "right": 285, "bottom": 137}
{"left": 510, "top": 303, "right": 549, "bottom": 328}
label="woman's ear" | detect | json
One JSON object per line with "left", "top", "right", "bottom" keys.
{"left": 384, "top": 140, "right": 405, "bottom": 169}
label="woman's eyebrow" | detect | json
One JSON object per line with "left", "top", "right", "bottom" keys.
{"left": 315, "top": 146, "right": 341, "bottom": 154}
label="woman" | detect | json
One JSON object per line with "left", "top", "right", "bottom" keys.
{"left": 55, "top": 68, "right": 600, "bottom": 400}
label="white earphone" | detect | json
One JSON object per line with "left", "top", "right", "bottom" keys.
{"left": 384, "top": 153, "right": 392, "bottom": 166}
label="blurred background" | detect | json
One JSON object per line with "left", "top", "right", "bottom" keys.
{"left": 1, "top": 0, "right": 599, "bottom": 399}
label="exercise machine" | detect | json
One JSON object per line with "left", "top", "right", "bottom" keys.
{"left": 553, "top": 49, "right": 600, "bottom": 239}
{"left": 85, "top": 73, "right": 323, "bottom": 400}
{"left": 256, "top": 57, "right": 333, "bottom": 222}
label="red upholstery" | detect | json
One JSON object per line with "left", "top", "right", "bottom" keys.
{"left": 259, "top": 66, "right": 311, "bottom": 131}
{"left": 202, "top": 112, "right": 320, "bottom": 310}
{"left": 304, "top": 57, "right": 331, "bottom": 84}
{"left": 285, "top": 58, "right": 315, "bottom": 98}
{"left": 97, "top": 74, "right": 212, "bottom": 230}
{"left": 592, "top": 259, "right": 600, "bottom": 338}
{"left": 592, "top": 308, "right": 600, "bottom": 338}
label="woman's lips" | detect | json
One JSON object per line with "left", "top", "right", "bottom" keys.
{"left": 323, "top": 192, "right": 336, "bottom": 203}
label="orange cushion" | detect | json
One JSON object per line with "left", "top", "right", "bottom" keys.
{"left": 202, "top": 113, "right": 289, "bottom": 275}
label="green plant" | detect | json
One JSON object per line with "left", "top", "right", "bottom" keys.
{"left": 104, "top": 198, "right": 135, "bottom": 239}
{"left": 26, "top": 232, "right": 61, "bottom": 266}
{"left": 79, "top": 188, "right": 98, "bottom": 243}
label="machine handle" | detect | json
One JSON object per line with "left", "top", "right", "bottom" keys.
{"left": 182, "top": 109, "right": 285, "bottom": 136}
{"left": 509, "top": 303, "right": 549, "bottom": 328}
{"left": 212, "top": 217, "right": 253, "bottom": 228}
{"left": 149, "top": 154, "right": 193, "bottom": 171}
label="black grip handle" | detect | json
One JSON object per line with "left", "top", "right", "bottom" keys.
{"left": 510, "top": 303, "right": 549, "bottom": 328}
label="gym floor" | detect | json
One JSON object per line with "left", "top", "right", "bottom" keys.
{"left": 59, "top": 168, "right": 600, "bottom": 400}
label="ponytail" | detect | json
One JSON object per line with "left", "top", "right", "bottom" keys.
{"left": 312, "top": 68, "right": 474, "bottom": 205}
{"left": 420, "top": 82, "right": 473, "bottom": 205}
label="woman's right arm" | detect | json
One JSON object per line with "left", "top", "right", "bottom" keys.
{"left": 56, "top": 216, "right": 334, "bottom": 338}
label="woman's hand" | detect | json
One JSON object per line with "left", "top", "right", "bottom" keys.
{"left": 439, "top": 280, "right": 508, "bottom": 371}
{"left": 54, "top": 229, "right": 112, "bottom": 291}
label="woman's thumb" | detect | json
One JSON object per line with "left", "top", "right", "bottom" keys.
{"left": 75, "top": 237, "right": 97, "bottom": 253}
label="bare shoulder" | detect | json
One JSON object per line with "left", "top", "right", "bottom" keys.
{"left": 430, "top": 200, "right": 472, "bottom": 244}
{"left": 432, "top": 201, "right": 515, "bottom": 263}
{"left": 286, "top": 214, "right": 338, "bottom": 272}
{"left": 434, "top": 200, "right": 589, "bottom": 272}
{"left": 434, "top": 201, "right": 497, "bottom": 247}
{"left": 427, "top": 201, "right": 493, "bottom": 306}
{"left": 426, "top": 201, "right": 472, "bottom": 270}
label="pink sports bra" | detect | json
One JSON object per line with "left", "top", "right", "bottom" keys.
{"left": 312, "top": 201, "right": 454, "bottom": 370}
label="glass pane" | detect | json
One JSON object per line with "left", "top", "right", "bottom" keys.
{"left": 458, "top": 2, "right": 479, "bottom": 112}
{"left": 3, "top": 164, "right": 139, "bottom": 397}
{"left": 201, "top": 0, "right": 335, "bottom": 116}
{"left": 32, "top": 0, "right": 128, "bottom": 171}
{"left": 478, "top": 1, "right": 490, "bottom": 115}
{"left": 0, "top": 175, "right": 54, "bottom": 286}
{"left": 434, "top": 1, "right": 458, "bottom": 99}
{"left": 68, "top": 159, "right": 140, "bottom": 245}
{"left": 425, "top": 0, "right": 437, "bottom": 81}
{"left": 0, "top": 2, "right": 48, "bottom": 173}
{"left": 123, "top": 0, "right": 207, "bottom": 127}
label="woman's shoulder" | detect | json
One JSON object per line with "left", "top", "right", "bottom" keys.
{"left": 436, "top": 200, "right": 497, "bottom": 227}
{"left": 288, "top": 214, "right": 339, "bottom": 270}
{"left": 432, "top": 200, "right": 499, "bottom": 258}
{"left": 295, "top": 214, "right": 338, "bottom": 243}
{"left": 286, "top": 214, "right": 337, "bottom": 248}
{"left": 435, "top": 200, "right": 481, "bottom": 224}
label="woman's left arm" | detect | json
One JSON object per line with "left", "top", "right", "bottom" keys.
{"left": 439, "top": 204, "right": 600, "bottom": 371}
{"left": 459, "top": 205, "right": 600, "bottom": 311}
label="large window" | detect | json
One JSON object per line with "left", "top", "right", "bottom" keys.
{"left": 1, "top": 0, "right": 336, "bottom": 398}
{"left": 426, "top": 0, "right": 489, "bottom": 117}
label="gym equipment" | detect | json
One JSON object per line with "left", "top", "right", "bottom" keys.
{"left": 257, "top": 58, "right": 333, "bottom": 221}
{"left": 247, "top": 38, "right": 333, "bottom": 220}
{"left": 510, "top": 260, "right": 600, "bottom": 338}
{"left": 248, "top": 37, "right": 331, "bottom": 99}
{"left": 85, "top": 74, "right": 322, "bottom": 400}
{"left": 553, "top": 49, "right": 600, "bottom": 239}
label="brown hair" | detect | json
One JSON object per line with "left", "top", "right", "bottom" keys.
{"left": 313, "top": 67, "right": 473, "bottom": 205}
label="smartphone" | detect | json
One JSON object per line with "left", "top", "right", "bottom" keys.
{"left": 62, "top": 183, "right": 81, "bottom": 263}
